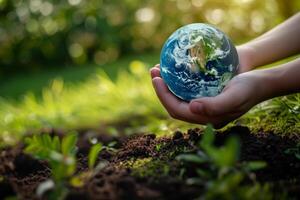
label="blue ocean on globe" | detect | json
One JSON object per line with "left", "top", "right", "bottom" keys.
{"left": 160, "top": 23, "right": 239, "bottom": 101}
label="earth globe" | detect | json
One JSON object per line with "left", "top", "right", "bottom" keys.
{"left": 160, "top": 23, "right": 239, "bottom": 101}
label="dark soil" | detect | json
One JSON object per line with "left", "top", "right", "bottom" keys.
{"left": 0, "top": 126, "right": 299, "bottom": 200}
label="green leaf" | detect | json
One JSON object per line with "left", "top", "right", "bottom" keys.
{"left": 88, "top": 143, "right": 103, "bottom": 169}
{"left": 66, "top": 158, "right": 76, "bottom": 176}
{"left": 205, "top": 172, "right": 244, "bottom": 198}
{"left": 186, "top": 177, "right": 203, "bottom": 185}
{"left": 24, "top": 134, "right": 63, "bottom": 160}
{"left": 284, "top": 148, "right": 296, "bottom": 154}
{"left": 108, "top": 141, "right": 117, "bottom": 148}
{"left": 61, "top": 132, "right": 78, "bottom": 156}
{"left": 200, "top": 124, "right": 215, "bottom": 150}
{"left": 42, "top": 134, "right": 52, "bottom": 149}
{"left": 52, "top": 136, "right": 61, "bottom": 152}
{"left": 222, "top": 136, "right": 240, "bottom": 166}
{"left": 49, "top": 151, "right": 64, "bottom": 162}
{"left": 244, "top": 161, "right": 267, "bottom": 171}
{"left": 176, "top": 154, "right": 208, "bottom": 164}
{"left": 196, "top": 168, "right": 210, "bottom": 178}
{"left": 199, "top": 124, "right": 240, "bottom": 168}
{"left": 24, "top": 137, "right": 33, "bottom": 145}
{"left": 36, "top": 179, "right": 55, "bottom": 198}
{"left": 211, "top": 136, "right": 240, "bottom": 168}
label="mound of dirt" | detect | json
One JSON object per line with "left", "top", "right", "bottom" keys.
{"left": 0, "top": 126, "right": 299, "bottom": 200}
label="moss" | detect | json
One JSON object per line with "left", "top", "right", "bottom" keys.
{"left": 120, "top": 158, "right": 171, "bottom": 179}
{"left": 154, "top": 141, "right": 169, "bottom": 152}
{"left": 240, "top": 94, "right": 300, "bottom": 137}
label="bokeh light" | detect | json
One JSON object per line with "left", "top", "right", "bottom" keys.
{"left": 0, "top": 0, "right": 299, "bottom": 75}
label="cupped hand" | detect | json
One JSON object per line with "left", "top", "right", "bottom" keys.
{"left": 150, "top": 64, "right": 266, "bottom": 128}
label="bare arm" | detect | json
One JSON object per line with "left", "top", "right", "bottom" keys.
{"left": 238, "top": 12, "right": 300, "bottom": 72}
{"left": 150, "top": 58, "right": 300, "bottom": 128}
{"left": 262, "top": 58, "right": 300, "bottom": 98}
{"left": 150, "top": 13, "right": 300, "bottom": 128}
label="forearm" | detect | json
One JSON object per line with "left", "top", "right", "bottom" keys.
{"left": 248, "top": 13, "right": 300, "bottom": 44}
{"left": 239, "top": 13, "right": 300, "bottom": 69}
{"left": 261, "top": 58, "right": 300, "bottom": 99}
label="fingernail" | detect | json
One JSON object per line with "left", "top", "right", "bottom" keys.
{"left": 190, "top": 102, "right": 204, "bottom": 114}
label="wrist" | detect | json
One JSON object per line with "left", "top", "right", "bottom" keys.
{"left": 241, "top": 69, "right": 277, "bottom": 104}
{"left": 262, "top": 59, "right": 300, "bottom": 98}
{"left": 258, "top": 69, "right": 278, "bottom": 101}
{"left": 257, "top": 65, "right": 295, "bottom": 100}
{"left": 236, "top": 45, "right": 257, "bottom": 72}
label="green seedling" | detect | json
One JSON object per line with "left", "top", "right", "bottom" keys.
{"left": 102, "top": 141, "right": 118, "bottom": 153}
{"left": 25, "top": 132, "right": 78, "bottom": 200}
{"left": 88, "top": 143, "right": 103, "bottom": 169}
{"left": 70, "top": 142, "right": 107, "bottom": 188}
{"left": 176, "top": 124, "right": 269, "bottom": 199}
{"left": 284, "top": 143, "right": 300, "bottom": 160}
{"left": 155, "top": 143, "right": 162, "bottom": 152}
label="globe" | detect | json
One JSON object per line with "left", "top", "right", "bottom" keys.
{"left": 160, "top": 23, "right": 239, "bottom": 101}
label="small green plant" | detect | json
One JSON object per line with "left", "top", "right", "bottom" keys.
{"left": 25, "top": 133, "right": 106, "bottom": 199}
{"left": 284, "top": 143, "right": 300, "bottom": 160}
{"left": 155, "top": 143, "right": 162, "bottom": 152}
{"left": 88, "top": 143, "right": 103, "bottom": 169}
{"left": 70, "top": 142, "right": 107, "bottom": 188}
{"left": 176, "top": 124, "right": 270, "bottom": 200}
{"left": 25, "top": 132, "right": 78, "bottom": 200}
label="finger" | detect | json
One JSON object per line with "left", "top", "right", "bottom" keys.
{"left": 152, "top": 77, "right": 182, "bottom": 112}
{"left": 152, "top": 77, "right": 212, "bottom": 123}
{"left": 150, "top": 67, "right": 161, "bottom": 79}
{"left": 151, "top": 80, "right": 237, "bottom": 126}
{"left": 237, "top": 66, "right": 249, "bottom": 74}
{"left": 189, "top": 86, "right": 242, "bottom": 117}
{"left": 154, "top": 64, "right": 160, "bottom": 69}
{"left": 151, "top": 72, "right": 243, "bottom": 126}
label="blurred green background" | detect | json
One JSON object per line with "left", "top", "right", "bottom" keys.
{"left": 1, "top": 0, "right": 300, "bottom": 74}
{"left": 0, "top": 0, "right": 300, "bottom": 145}
{"left": 1, "top": 0, "right": 300, "bottom": 98}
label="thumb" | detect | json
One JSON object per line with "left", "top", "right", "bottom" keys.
{"left": 189, "top": 88, "right": 239, "bottom": 116}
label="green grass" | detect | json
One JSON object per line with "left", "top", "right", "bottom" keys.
{"left": 0, "top": 53, "right": 159, "bottom": 101}
{"left": 0, "top": 53, "right": 299, "bottom": 146}
{"left": 0, "top": 53, "right": 200, "bottom": 146}
{"left": 240, "top": 94, "right": 300, "bottom": 136}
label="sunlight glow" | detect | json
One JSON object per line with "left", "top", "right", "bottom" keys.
{"left": 69, "top": 43, "right": 84, "bottom": 58}
{"left": 68, "top": 0, "right": 81, "bottom": 6}
{"left": 135, "top": 7, "right": 155, "bottom": 23}
{"left": 205, "top": 9, "right": 224, "bottom": 25}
